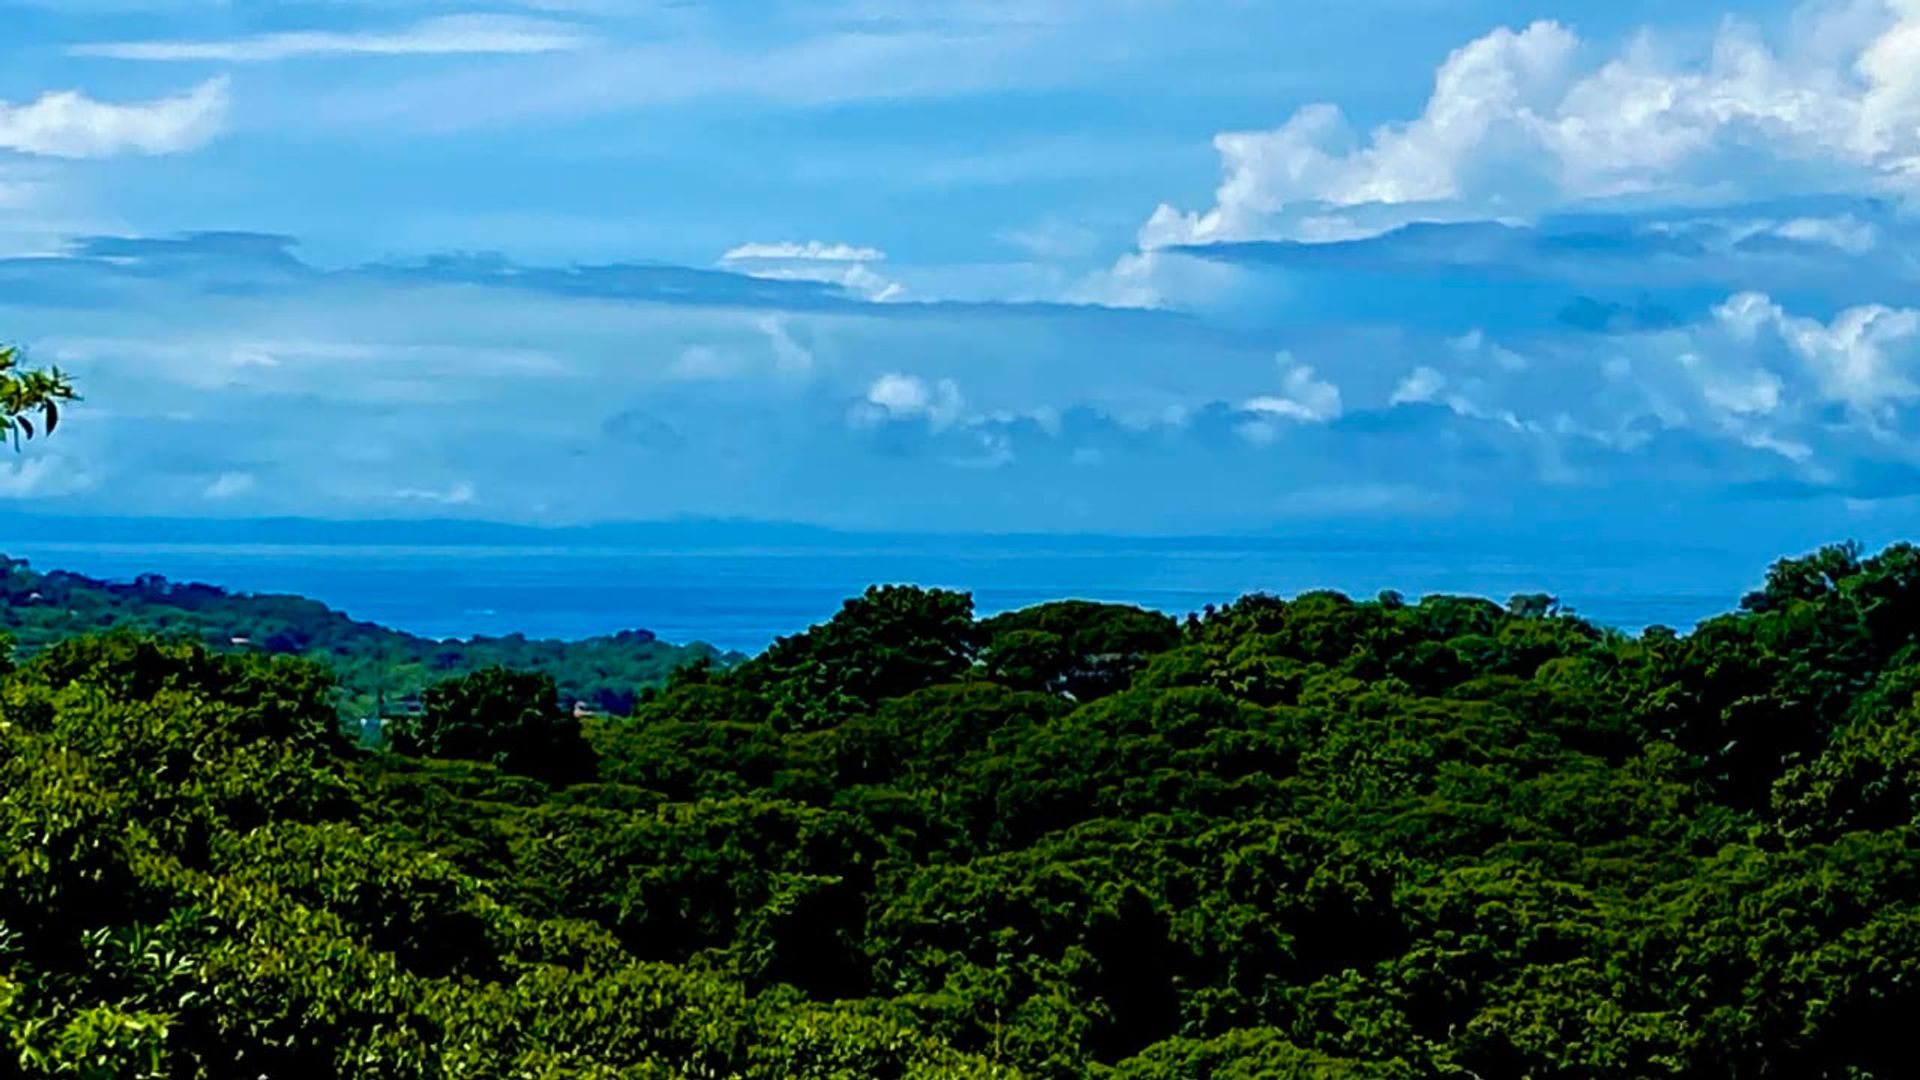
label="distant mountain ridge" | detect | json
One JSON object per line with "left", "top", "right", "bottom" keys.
{"left": 0, "top": 555, "right": 737, "bottom": 721}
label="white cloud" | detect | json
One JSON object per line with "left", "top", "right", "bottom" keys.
{"left": 948, "top": 428, "right": 1015, "bottom": 469}
{"left": 747, "top": 263, "right": 905, "bottom": 302}
{"left": 1682, "top": 351, "right": 1786, "bottom": 417}
{"left": 1241, "top": 356, "right": 1343, "bottom": 428}
{"left": 72, "top": 15, "right": 591, "bottom": 62}
{"left": 858, "top": 372, "right": 966, "bottom": 429}
{"left": 721, "top": 240, "right": 886, "bottom": 262}
{"left": 1773, "top": 214, "right": 1881, "bottom": 253}
{"left": 1449, "top": 329, "right": 1530, "bottom": 372}
{"left": 1391, "top": 365, "right": 1448, "bottom": 405}
{"left": 1712, "top": 290, "right": 1920, "bottom": 420}
{"left": 0, "top": 78, "right": 228, "bottom": 158}
{"left": 0, "top": 455, "right": 96, "bottom": 498}
{"left": 722, "top": 241, "right": 903, "bottom": 301}
{"left": 1387, "top": 338, "right": 1544, "bottom": 434}
{"left": 394, "top": 481, "right": 478, "bottom": 506}
{"left": 1144, "top": 2, "right": 1920, "bottom": 247}
{"left": 1067, "top": 250, "right": 1245, "bottom": 309}
{"left": 1360, "top": 291, "right": 1920, "bottom": 470}
{"left": 1244, "top": 376, "right": 1336, "bottom": 422}
{"left": 758, "top": 316, "right": 815, "bottom": 376}
{"left": 1644, "top": 211, "right": 1886, "bottom": 255}
{"left": 203, "top": 471, "right": 257, "bottom": 499}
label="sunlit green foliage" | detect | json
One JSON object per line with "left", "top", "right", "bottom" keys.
{"left": 7, "top": 542, "right": 1920, "bottom": 1076}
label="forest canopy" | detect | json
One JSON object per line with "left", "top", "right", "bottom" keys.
{"left": 6, "top": 541, "right": 1920, "bottom": 1077}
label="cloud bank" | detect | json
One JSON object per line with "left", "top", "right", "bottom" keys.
{"left": 1145, "top": 2, "right": 1920, "bottom": 247}
{"left": 3, "top": 213, "right": 1920, "bottom": 538}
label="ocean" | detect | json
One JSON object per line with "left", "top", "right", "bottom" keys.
{"left": 0, "top": 534, "right": 1776, "bottom": 653}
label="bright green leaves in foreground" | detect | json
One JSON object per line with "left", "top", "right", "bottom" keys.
{"left": 0, "top": 344, "right": 75, "bottom": 451}
{"left": 7, "top": 543, "right": 1920, "bottom": 1075}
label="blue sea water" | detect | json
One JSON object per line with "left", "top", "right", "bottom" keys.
{"left": 0, "top": 534, "right": 1778, "bottom": 653}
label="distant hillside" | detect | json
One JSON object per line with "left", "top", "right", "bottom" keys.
{"left": 0, "top": 555, "right": 736, "bottom": 721}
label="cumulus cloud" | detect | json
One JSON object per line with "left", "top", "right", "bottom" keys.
{"left": 1392, "top": 336, "right": 1517, "bottom": 424}
{"left": 1365, "top": 289, "right": 1920, "bottom": 474}
{"left": 0, "top": 78, "right": 229, "bottom": 158}
{"left": 1243, "top": 357, "right": 1342, "bottom": 423}
{"left": 1144, "top": 2, "right": 1920, "bottom": 247}
{"left": 72, "top": 15, "right": 591, "bottom": 62}
{"left": 1712, "top": 289, "right": 1920, "bottom": 422}
{"left": 1234, "top": 357, "right": 1342, "bottom": 445}
{"left": 856, "top": 372, "right": 966, "bottom": 430}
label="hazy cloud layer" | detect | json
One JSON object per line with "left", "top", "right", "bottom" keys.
{"left": 0, "top": 216, "right": 1917, "bottom": 536}
{"left": 71, "top": 15, "right": 593, "bottom": 62}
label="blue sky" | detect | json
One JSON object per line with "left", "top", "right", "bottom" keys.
{"left": 3, "top": 0, "right": 1920, "bottom": 539}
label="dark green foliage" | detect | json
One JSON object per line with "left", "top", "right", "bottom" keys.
{"left": 736, "top": 584, "right": 977, "bottom": 730}
{"left": 386, "top": 666, "right": 593, "bottom": 782}
{"left": 979, "top": 601, "right": 1181, "bottom": 699}
{"left": 10, "top": 542, "right": 1920, "bottom": 1077}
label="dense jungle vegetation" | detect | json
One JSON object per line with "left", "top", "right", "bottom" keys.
{"left": 7, "top": 538, "right": 1920, "bottom": 1077}
{"left": 0, "top": 557, "right": 737, "bottom": 723}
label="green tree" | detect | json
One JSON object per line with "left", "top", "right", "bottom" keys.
{"left": 736, "top": 585, "right": 977, "bottom": 730}
{"left": 387, "top": 666, "right": 590, "bottom": 782}
{"left": 978, "top": 601, "right": 1180, "bottom": 700}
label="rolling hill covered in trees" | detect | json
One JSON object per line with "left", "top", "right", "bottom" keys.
{"left": 7, "top": 542, "right": 1920, "bottom": 1077}
{"left": 0, "top": 556, "right": 737, "bottom": 724}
